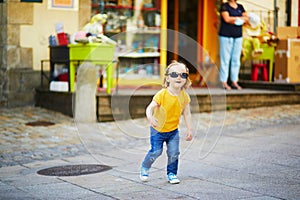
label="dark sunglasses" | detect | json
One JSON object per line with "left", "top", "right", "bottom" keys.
{"left": 167, "top": 72, "right": 189, "bottom": 79}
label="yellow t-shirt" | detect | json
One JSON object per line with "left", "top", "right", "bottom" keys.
{"left": 153, "top": 88, "right": 190, "bottom": 132}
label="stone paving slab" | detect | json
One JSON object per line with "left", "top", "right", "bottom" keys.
{"left": 0, "top": 105, "right": 300, "bottom": 199}
{"left": 21, "top": 182, "right": 99, "bottom": 199}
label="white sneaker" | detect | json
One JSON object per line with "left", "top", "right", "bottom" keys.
{"left": 167, "top": 173, "right": 180, "bottom": 184}
{"left": 140, "top": 167, "right": 149, "bottom": 182}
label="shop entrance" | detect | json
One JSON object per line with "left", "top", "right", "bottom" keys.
{"left": 167, "top": 0, "right": 203, "bottom": 75}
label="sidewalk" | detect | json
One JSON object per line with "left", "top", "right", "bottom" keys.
{"left": 0, "top": 105, "right": 300, "bottom": 199}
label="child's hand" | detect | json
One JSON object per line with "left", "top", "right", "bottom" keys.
{"left": 149, "top": 117, "right": 158, "bottom": 127}
{"left": 185, "top": 130, "right": 193, "bottom": 141}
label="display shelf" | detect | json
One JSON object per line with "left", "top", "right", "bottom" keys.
{"left": 103, "top": 5, "right": 158, "bottom": 11}
{"left": 131, "top": 28, "right": 160, "bottom": 34}
{"left": 124, "top": 28, "right": 160, "bottom": 53}
{"left": 115, "top": 26, "right": 161, "bottom": 85}
{"left": 117, "top": 51, "right": 161, "bottom": 85}
{"left": 118, "top": 52, "right": 160, "bottom": 58}
{"left": 49, "top": 46, "right": 70, "bottom": 91}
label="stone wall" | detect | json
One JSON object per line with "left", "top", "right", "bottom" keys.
{"left": 0, "top": 3, "right": 7, "bottom": 106}
{"left": 0, "top": 1, "right": 36, "bottom": 107}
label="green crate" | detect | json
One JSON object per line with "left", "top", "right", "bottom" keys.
{"left": 68, "top": 43, "right": 116, "bottom": 93}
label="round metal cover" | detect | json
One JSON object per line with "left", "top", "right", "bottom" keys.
{"left": 37, "top": 164, "right": 112, "bottom": 176}
{"left": 26, "top": 120, "right": 55, "bottom": 126}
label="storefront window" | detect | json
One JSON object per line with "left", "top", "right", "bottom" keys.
{"left": 90, "top": 0, "right": 162, "bottom": 85}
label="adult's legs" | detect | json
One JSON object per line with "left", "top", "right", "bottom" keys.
{"left": 219, "top": 36, "right": 233, "bottom": 89}
{"left": 230, "top": 37, "right": 243, "bottom": 83}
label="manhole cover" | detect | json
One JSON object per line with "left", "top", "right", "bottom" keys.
{"left": 37, "top": 164, "right": 112, "bottom": 176}
{"left": 26, "top": 120, "right": 55, "bottom": 126}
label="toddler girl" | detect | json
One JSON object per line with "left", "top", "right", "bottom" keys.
{"left": 140, "top": 61, "right": 193, "bottom": 184}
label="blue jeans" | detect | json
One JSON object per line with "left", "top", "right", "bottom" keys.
{"left": 142, "top": 127, "right": 180, "bottom": 175}
{"left": 219, "top": 36, "right": 243, "bottom": 82}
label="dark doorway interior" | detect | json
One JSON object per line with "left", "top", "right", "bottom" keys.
{"left": 167, "top": 0, "right": 199, "bottom": 74}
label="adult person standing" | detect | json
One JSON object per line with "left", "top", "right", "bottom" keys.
{"left": 218, "top": 0, "right": 248, "bottom": 90}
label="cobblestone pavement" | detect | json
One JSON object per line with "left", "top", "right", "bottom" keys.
{"left": 0, "top": 107, "right": 85, "bottom": 166}
{"left": 0, "top": 104, "right": 300, "bottom": 167}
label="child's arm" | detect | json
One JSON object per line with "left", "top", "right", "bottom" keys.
{"left": 183, "top": 104, "right": 193, "bottom": 141}
{"left": 146, "top": 100, "right": 158, "bottom": 127}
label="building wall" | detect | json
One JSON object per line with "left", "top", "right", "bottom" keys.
{"left": 0, "top": 1, "right": 36, "bottom": 107}
{"left": 0, "top": 3, "right": 7, "bottom": 106}
{"left": 291, "top": 0, "right": 299, "bottom": 26}
{"left": 21, "top": 0, "right": 91, "bottom": 70}
{"left": 0, "top": 0, "right": 90, "bottom": 107}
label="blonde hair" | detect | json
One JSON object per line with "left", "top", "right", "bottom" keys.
{"left": 162, "top": 60, "right": 192, "bottom": 89}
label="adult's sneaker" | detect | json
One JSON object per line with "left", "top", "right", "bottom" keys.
{"left": 140, "top": 167, "right": 149, "bottom": 182}
{"left": 167, "top": 173, "right": 180, "bottom": 184}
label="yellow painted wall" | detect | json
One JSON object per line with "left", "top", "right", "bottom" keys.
{"left": 20, "top": 0, "right": 86, "bottom": 70}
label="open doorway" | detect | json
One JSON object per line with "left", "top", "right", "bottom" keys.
{"left": 167, "top": 0, "right": 202, "bottom": 75}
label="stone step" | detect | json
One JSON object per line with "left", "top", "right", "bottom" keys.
{"left": 36, "top": 88, "right": 300, "bottom": 122}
